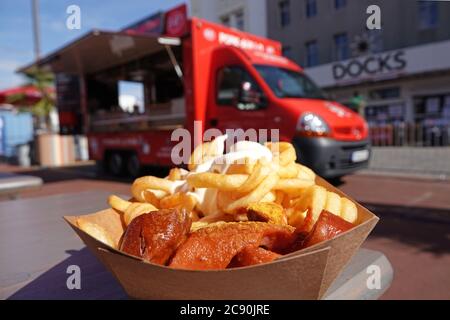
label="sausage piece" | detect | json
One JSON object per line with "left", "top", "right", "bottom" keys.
{"left": 302, "top": 210, "right": 354, "bottom": 248}
{"left": 169, "top": 222, "right": 295, "bottom": 270}
{"left": 120, "top": 209, "right": 192, "bottom": 265}
{"left": 228, "top": 246, "right": 281, "bottom": 268}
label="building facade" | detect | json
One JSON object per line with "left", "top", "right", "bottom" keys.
{"left": 191, "top": 0, "right": 450, "bottom": 145}
{"left": 267, "top": 0, "right": 450, "bottom": 146}
{"left": 190, "top": 0, "right": 268, "bottom": 37}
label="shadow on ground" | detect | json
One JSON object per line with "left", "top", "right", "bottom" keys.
{"left": 7, "top": 247, "right": 127, "bottom": 300}
{"left": 363, "top": 202, "right": 450, "bottom": 256}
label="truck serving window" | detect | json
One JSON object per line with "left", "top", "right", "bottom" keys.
{"left": 217, "top": 66, "right": 266, "bottom": 110}
{"left": 255, "top": 65, "right": 326, "bottom": 100}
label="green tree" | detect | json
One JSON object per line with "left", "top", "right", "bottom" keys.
{"left": 7, "top": 68, "right": 55, "bottom": 131}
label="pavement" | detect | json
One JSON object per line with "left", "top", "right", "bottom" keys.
{"left": 339, "top": 173, "right": 450, "bottom": 300}
{"left": 0, "top": 162, "right": 449, "bottom": 300}
{"left": 369, "top": 147, "right": 450, "bottom": 179}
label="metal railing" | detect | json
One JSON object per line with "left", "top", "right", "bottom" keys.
{"left": 369, "top": 123, "right": 450, "bottom": 147}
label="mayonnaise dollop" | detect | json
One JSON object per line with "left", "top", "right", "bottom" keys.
{"left": 170, "top": 135, "right": 273, "bottom": 215}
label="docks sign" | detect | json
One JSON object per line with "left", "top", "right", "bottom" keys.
{"left": 332, "top": 51, "right": 407, "bottom": 80}
{"left": 306, "top": 40, "right": 450, "bottom": 88}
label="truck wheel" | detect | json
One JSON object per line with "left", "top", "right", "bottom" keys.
{"left": 95, "top": 160, "right": 105, "bottom": 175}
{"left": 107, "top": 152, "right": 124, "bottom": 176}
{"left": 126, "top": 153, "right": 141, "bottom": 178}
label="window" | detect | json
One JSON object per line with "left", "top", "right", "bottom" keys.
{"left": 118, "top": 81, "right": 145, "bottom": 114}
{"left": 364, "top": 104, "right": 405, "bottom": 125}
{"left": 306, "top": 0, "right": 317, "bottom": 18}
{"left": 282, "top": 46, "right": 293, "bottom": 59}
{"left": 279, "top": 0, "right": 290, "bottom": 27}
{"left": 334, "top": 0, "right": 346, "bottom": 10}
{"left": 369, "top": 87, "right": 401, "bottom": 100}
{"left": 255, "top": 65, "right": 326, "bottom": 100}
{"left": 222, "top": 10, "right": 245, "bottom": 30}
{"left": 217, "top": 66, "right": 266, "bottom": 110}
{"left": 221, "top": 15, "right": 230, "bottom": 27}
{"left": 305, "top": 41, "right": 319, "bottom": 67}
{"left": 235, "top": 11, "right": 245, "bottom": 31}
{"left": 368, "top": 29, "right": 384, "bottom": 54}
{"left": 418, "top": 1, "right": 438, "bottom": 29}
{"left": 334, "top": 33, "right": 349, "bottom": 61}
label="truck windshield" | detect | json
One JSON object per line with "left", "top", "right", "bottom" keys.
{"left": 255, "top": 65, "right": 326, "bottom": 100}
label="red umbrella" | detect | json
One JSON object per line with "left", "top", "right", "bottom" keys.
{"left": 0, "top": 85, "right": 54, "bottom": 106}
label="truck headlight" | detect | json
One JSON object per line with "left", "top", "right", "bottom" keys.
{"left": 297, "top": 113, "right": 330, "bottom": 136}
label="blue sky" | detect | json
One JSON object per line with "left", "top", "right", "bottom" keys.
{"left": 0, "top": 0, "right": 183, "bottom": 89}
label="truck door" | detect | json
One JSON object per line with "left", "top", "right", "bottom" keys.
{"left": 206, "top": 53, "right": 269, "bottom": 138}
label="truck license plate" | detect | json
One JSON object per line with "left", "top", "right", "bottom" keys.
{"left": 351, "top": 150, "right": 369, "bottom": 163}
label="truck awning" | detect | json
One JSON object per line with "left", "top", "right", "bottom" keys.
{"left": 18, "top": 30, "right": 180, "bottom": 75}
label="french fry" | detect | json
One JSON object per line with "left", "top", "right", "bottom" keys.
{"left": 260, "top": 191, "right": 277, "bottom": 203}
{"left": 266, "top": 142, "right": 297, "bottom": 166}
{"left": 143, "top": 190, "right": 161, "bottom": 208}
{"left": 188, "top": 136, "right": 226, "bottom": 171}
{"left": 216, "top": 190, "right": 241, "bottom": 212}
{"left": 237, "top": 159, "right": 271, "bottom": 193}
{"left": 296, "top": 164, "right": 316, "bottom": 181}
{"left": 187, "top": 173, "right": 248, "bottom": 191}
{"left": 287, "top": 208, "right": 307, "bottom": 228}
{"left": 132, "top": 176, "right": 181, "bottom": 201}
{"left": 160, "top": 193, "right": 198, "bottom": 212}
{"left": 325, "top": 191, "right": 341, "bottom": 217}
{"left": 108, "top": 195, "right": 131, "bottom": 212}
{"left": 225, "top": 159, "right": 256, "bottom": 175}
{"left": 340, "top": 197, "right": 358, "bottom": 224}
{"left": 277, "top": 162, "right": 299, "bottom": 179}
{"left": 188, "top": 141, "right": 211, "bottom": 171}
{"left": 225, "top": 173, "right": 279, "bottom": 214}
{"left": 124, "top": 203, "right": 158, "bottom": 226}
{"left": 274, "top": 179, "right": 315, "bottom": 197}
{"left": 292, "top": 185, "right": 327, "bottom": 231}
{"left": 167, "top": 168, "right": 184, "bottom": 181}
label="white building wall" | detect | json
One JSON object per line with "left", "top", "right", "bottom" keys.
{"left": 189, "top": 0, "right": 267, "bottom": 37}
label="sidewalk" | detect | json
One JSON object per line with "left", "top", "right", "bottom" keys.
{"left": 342, "top": 173, "right": 450, "bottom": 223}
{"left": 368, "top": 147, "right": 450, "bottom": 179}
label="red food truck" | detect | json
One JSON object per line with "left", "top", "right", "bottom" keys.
{"left": 20, "top": 4, "right": 370, "bottom": 179}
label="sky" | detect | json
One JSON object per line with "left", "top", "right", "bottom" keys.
{"left": 0, "top": 0, "right": 184, "bottom": 90}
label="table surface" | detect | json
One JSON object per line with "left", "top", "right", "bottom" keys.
{"left": 0, "top": 191, "right": 393, "bottom": 300}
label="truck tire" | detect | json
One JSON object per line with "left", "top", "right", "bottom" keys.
{"left": 95, "top": 160, "right": 105, "bottom": 175}
{"left": 107, "top": 152, "right": 124, "bottom": 176}
{"left": 126, "top": 153, "right": 141, "bottom": 178}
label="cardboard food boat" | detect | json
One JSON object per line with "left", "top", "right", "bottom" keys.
{"left": 64, "top": 177, "right": 378, "bottom": 300}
